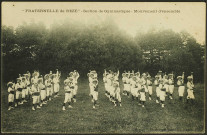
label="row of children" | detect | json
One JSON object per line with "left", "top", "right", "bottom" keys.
{"left": 62, "top": 70, "right": 79, "bottom": 110}
{"left": 8, "top": 69, "right": 195, "bottom": 110}
{"left": 87, "top": 70, "right": 99, "bottom": 108}
{"left": 121, "top": 70, "right": 195, "bottom": 107}
{"left": 103, "top": 70, "right": 122, "bottom": 107}
{"left": 7, "top": 70, "right": 61, "bottom": 110}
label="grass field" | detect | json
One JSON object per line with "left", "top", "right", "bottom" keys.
{"left": 1, "top": 77, "right": 205, "bottom": 133}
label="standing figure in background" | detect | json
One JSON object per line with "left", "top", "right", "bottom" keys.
{"left": 159, "top": 79, "right": 166, "bottom": 108}
{"left": 129, "top": 73, "right": 134, "bottom": 97}
{"left": 7, "top": 82, "right": 15, "bottom": 110}
{"left": 109, "top": 75, "right": 116, "bottom": 104}
{"left": 53, "top": 74, "right": 60, "bottom": 98}
{"left": 130, "top": 76, "right": 137, "bottom": 101}
{"left": 72, "top": 70, "right": 79, "bottom": 103}
{"left": 15, "top": 78, "right": 23, "bottom": 106}
{"left": 113, "top": 81, "right": 122, "bottom": 107}
{"left": 88, "top": 70, "right": 96, "bottom": 97}
{"left": 139, "top": 82, "right": 146, "bottom": 108}
{"left": 21, "top": 77, "right": 27, "bottom": 103}
{"left": 168, "top": 73, "right": 174, "bottom": 99}
{"left": 91, "top": 79, "right": 99, "bottom": 109}
{"left": 62, "top": 78, "right": 73, "bottom": 110}
{"left": 122, "top": 72, "right": 127, "bottom": 96}
{"left": 49, "top": 71, "right": 54, "bottom": 97}
{"left": 163, "top": 73, "right": 169, "bottom": 98}
{"left": 103, "top": 70, "right": 108, "bottom": 96}
{"left": 45, "top": 74, "right": 52, "bottom": 101}
{"left": 140, "top": 73, "right": 147, "bottom": 93}
{"left": 155, "top": 75, "right": 160, "bottom": 103}
{"left": 125, "top": 72, "right": 131, "bottom": 98}
{"left": 177, "top": 72, "right": 185, "bottom": 101}
{"left": 25, "top": 73, "right": 31, "bottom": 101}
{"left": 187, "top": 74, "right": 195, "bottom": 103}
{"left": 146, "top": 75, "right": 153, "bottom": 100}
{"left": 106, "top": 73, "right": 113, "bottom": 102}
{"left": 31, "top": 82, "right": 41, "bottom": 110}
{"left": 39, "top": 78, "right": 46, "bottom": 106}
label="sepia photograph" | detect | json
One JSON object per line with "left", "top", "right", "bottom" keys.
{"left": 1, "top": 2, "right": 206, "bottom": 134}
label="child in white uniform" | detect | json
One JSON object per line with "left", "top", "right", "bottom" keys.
{"left": 7, "top": 82, "right": 15, "bottom": 110}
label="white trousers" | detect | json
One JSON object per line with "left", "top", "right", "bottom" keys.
{"left": 160, "top": 91, "right": 166, "bottom": 101}
{"left": 92, "top": 91, "right": 98, "bottom": 101}
{"left": 22, "top": 89, "right": 27, "bottom": 98}
{"left": 33, "top": 96, "right": 40, "bottom": 104}
{"left": 64, "top": 93, "right": 72, "bottom": 103}
{"left": 169, "top": 85, "right": 174, "bottom": 94}
{"left": 16, "top": 91, "right": 22, "bottom": 99}
{"left": 115, "top": 92, "right": 121, "bottom": 102}
{"left": 178, "top": 86, "right": 185, "bottom": 97}
{"left": 148, "top": 86, "right": 152, "bottom": 95}
{"left": 41, "top": 90, "right": 46, "bottom": 100}
{"left": 8, "top": 94, "right": 14, "bottom": 102}
{"left": 54, "top": 84, "right": 59, "bottom": 93}
{"left": 187, "top": 89, "right": 195, "bottom": 99}
{"left": 156, "top": 87, "right": 160, "bottom": 97}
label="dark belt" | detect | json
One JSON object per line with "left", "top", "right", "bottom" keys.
{"left": 65, "top": 91, "right": 71, "bottom": 93}
{"left": 10, "top": 91, "right": 15, "bottom": 94}
{"left": 161, "top": 88, "right": 166, "bottom": 91}
{"left": 17, "top": 88, "right": 22, "bottom": 91}
{"left": 33, "top": 92, "right": 40, "bottom": 96}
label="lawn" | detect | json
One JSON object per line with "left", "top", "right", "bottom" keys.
{"left": 1, "top": 77, "right": 205, "bottom": 133}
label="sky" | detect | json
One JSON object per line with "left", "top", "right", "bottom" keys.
{"left": 2, "top": 2, "right": 206, "bottom": 44}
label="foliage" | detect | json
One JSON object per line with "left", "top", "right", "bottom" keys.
{"left": 1, "top": 21, "right": 204, "bottom": 82}
{"left": 134, "top": 29, "right": 204, "bottom": 82}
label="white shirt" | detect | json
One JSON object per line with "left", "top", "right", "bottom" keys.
{"left": 8, "top": 87, "right": 13, "bottom": 93}
{"left": 122, "top": 77, "right": 127, "bottom": 83}
{"left": 15, "top": 83, "right": 22, "bottom": 90}
{"left": 154, "top": 80, "right": 159, "bottom": 86}
{"left": 53, "top": 77, "right": 59, "bottom": 84}
{"left": 64, "top": 86, "right": 71, "bottom": 92}
{"left": 32, "top": 85, "right": 39, "bottom": 92}
{"left": 146, "top": 79, "right": 152, "bottom": 85}
{"left": 107, "top": 78, "right": 112, "bottom": 86}
{"left": 130, "top": 80, "right": 136, "bottom": 88}
{"left": 187, "top": 82, "right": 194, "bottom": 89}
{"left": 169, "top": 79, "right": 174, "bottom": 85}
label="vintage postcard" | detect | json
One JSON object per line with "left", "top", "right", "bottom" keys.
{"left": 1, "top": 2, "right": 206, "bottom": 134}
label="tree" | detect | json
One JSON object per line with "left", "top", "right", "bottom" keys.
{"left": 135, "top": 28, "right": 204, "bottom": 82}
{"left": 2, "top": 21, "right": 204, "bottom": 82}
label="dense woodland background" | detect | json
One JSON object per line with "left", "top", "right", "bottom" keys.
{"left": 1, "top": 20, "right": 205, "bottom": 83}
